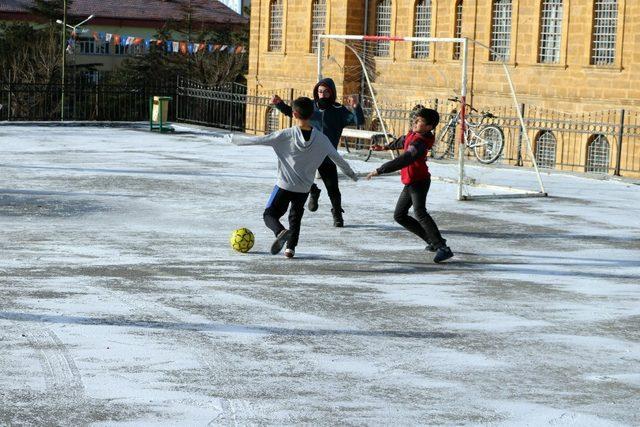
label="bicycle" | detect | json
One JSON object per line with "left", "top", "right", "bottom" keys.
{"left": 431, "top": 97, "right": 505, "bottom": 164}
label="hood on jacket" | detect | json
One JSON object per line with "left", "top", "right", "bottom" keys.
{"left": 293, "top": 126, "right": 317, "bottom": 150}
{"left": 313, "top": 78, "right": 337, "bottom": 105}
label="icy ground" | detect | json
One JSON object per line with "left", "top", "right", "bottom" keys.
{"left": 0, "top": 123, "right": 639, "bottom": 426}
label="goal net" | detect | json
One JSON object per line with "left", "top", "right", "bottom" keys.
{"left": 317, "top": 34, "right": 547, "bottom": 201}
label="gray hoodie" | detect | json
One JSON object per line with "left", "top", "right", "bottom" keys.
{"left": 229, "top": 127, "right": 358, "bottom": 193}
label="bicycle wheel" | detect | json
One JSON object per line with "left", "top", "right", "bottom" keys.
{"left": 473, "top": 125, "right": 504, "bottom": 164}
{"left": 431, "top": 125, "right": 456, "bottom": 160}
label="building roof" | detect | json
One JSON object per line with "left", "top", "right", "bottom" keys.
{"left": 0, "top": 0, "right": 247, "bottom": 26}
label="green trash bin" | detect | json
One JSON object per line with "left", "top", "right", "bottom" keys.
{"left": 149, "top": 96, "right": 174, "bottom": 133}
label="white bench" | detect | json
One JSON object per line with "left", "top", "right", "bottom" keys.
{"left": 340, "top": 128, "right": 392, "bottom": 141}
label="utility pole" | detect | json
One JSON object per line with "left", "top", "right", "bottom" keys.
{"left": 61, "top": 0, "right": 67, "bottom": 121}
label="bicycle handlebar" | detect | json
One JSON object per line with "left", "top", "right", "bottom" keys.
{"left": 447, "top": 97, "right": 477, "bottom": 113}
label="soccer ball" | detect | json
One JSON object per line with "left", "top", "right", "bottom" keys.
{"left": 229, "top": 228, "right": 255, "bottom": 253}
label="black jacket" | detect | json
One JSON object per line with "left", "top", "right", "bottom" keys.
{"left": 274, "top": 78, "right": 365, "bottom": 148}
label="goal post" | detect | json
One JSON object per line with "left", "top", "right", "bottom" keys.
{"left": 317, "top": 34, "right": 548, "bottom": 201}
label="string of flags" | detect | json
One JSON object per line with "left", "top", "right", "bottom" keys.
{"left": 66, "top": 30, "right": 246, "bottom": 55}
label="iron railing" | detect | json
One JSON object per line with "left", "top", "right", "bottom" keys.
{"left": 2, "top": 78, "right": 639, "bottom": 178}
{"left": 0, "top": 81, "right": 175, "bottom": 122}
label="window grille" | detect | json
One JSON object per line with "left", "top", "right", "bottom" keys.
{"left": 453, "top": 0, "right": 463, "bottom": 60}
{"left": 311, "top": 0, "right": 326, "bottom": 53}
{"left": 77, "top": 38, "right": 110, "bottom": 55}
{"left": 490, "top": 0, "right": 511, "bottom": 61}
{"left": 269, "top": 0, "right": 283, "bottom": 52}
{"left": 591, "top": 0, "right": 617, "bottom": 65}
{"left": 375, "top": 0, "right": 392, "bottom": 57}
{"left": 412, "top": 0, "right": 432, "bottom": 59}
{"left": 114, "top": 44, "right": 127, "bottom": 55}
{"left": 586, "top": 134, "right": 610, "bottom": 173}
{"left": 538, "top": 0, "right": 563, "bottom": 63}
{"left": 535, "top": 131, "right": 557, "bottom": 168}
{"left": 77, "top": 38, "right": 95, "bottom": 55}
{"left": 266, "top": 107, "right": 280, "bottom": 134}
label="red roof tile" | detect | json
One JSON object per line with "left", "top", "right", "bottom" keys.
{"left": 0, "top": 0, "right": 247, "bottom": 25}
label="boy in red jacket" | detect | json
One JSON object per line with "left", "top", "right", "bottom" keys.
{"left": 366, "top": 108, "right": 453, "bottom": 263}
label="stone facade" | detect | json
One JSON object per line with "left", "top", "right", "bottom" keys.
{"left": 246, "top": 0, "right": 640, "bottom": 177}
{"left": 248, "top": 0, "right": 637, "bottom": 111}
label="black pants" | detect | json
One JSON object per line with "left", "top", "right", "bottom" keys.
{"left": 393, "top": 178, "right": 446, "bottom": 249}
{"left": 263, "top": 186, "right": 309, "bottom": 250}
{"left": 310, "top": 157, "right": 341, "bottom": 211}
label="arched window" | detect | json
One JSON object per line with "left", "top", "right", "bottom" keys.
{"left": 453, "top": 0, "right": 464, "bottom": 60}
{"left": 591, "top": 0, "right": 618, "bottom": 65}
{"left": 535, "top": 130, "right": 557, "bottom": 169}
{"left": 266, "top": 107, "right": 280, "bottom": 134}
{"left": 490, "top": 0, "right": 512, "bottom": 61}
{"left": 310, "top": 0, "right": 327, "bottom": 53}
{"left": 586, "top": 134, "right": 610, "bottom": 173}
{"left": 268, "top": 0, "right": 283, "bottom": 52}
{"left": 539, "top": 0, "right": 563, "bottom": 63}
{"left": 375, "top": 0, "right": 392, "bottom": 57}
{"left": 412, "top": 0, "right": 432, "bottom": 59}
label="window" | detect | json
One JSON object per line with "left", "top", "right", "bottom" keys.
{"left": 77, "top": 38, "right": 95, "bottom": 55}
{"left": 538, "top": 0, "right": 563, "bottom": 63}
{"left": 375, "top": 0, "right": 392, "bottom": 57}
{"left": 412, "top": 0, "right": 432, "bottom": 59}
{"left": 535, "top": 131, "right": 557, "bottom": 168}
{"left": 266, "top": 107, "right": 280, "bottom": 134}
{"left": 77, "top": 38, "right": 110, "bottom": 55}
{"left": 310, "top": 0, "right": 326, "bottom": 53}
{"left": 591, "top": 0, "right": 617, "bottom": 65}
{"left": 490, "top": 0, "right": 512, "bottom": 62}
{"left": 586, "top": 134, "right": 610, "bottom": 173}
{"left": 453, "top": 0, "right": 464, "bottom": 60}
{"left": 269, "top": 0, "right": 283, "bottom": 52}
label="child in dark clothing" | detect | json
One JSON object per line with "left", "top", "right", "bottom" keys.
{"left": 365, "top": 108, "right": 453, "bottom": 263}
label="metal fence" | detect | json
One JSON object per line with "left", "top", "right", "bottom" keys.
{"left": 3, "top": 78, "right": 639, "bottom": 178}
{"left": 0, "top": 81, "right": 175, "bottom": 122}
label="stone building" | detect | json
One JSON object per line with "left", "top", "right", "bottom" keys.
{"left": 246, "top": 0, "right": 640, "bottom": 177}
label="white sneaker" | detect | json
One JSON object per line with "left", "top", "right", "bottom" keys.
{"left": 284, "top": 248, "right": 295, "bottom": 258}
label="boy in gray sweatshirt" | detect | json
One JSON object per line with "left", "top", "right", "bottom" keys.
{"left": 229, "top": 97, "right": 358, "bottom": 258}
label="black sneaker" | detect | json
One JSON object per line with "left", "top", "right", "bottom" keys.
{"left": 425, "top": 243, "right": 437, "bottom": 252}
{"left": 270, "top": 229, "right": 291, "bottom": 255}
{"left": 308, "top": 187, "right": 321, "bottom": 212}
{"left": 331, "top": 208, "right": 344, "bottom": 227}
{"left": 433, "top": 246, "right": 454, "bottom": 263}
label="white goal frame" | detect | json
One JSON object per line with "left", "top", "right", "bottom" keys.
{"left": 317, "top": 34, "right": 547, "bottom": 201}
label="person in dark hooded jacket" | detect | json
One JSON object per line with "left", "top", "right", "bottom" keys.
{"left": 271, "top": 77, "right": 365, "bottom": 227}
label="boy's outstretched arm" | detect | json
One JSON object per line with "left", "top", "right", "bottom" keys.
{"left": 366, "top": 139, "right": 426, "bottom": 180}
{"left": 227, "top": 129, "right": 287, "bottom": 146}
{"left": 327, "top": 147, "right": 359, "bottom": 182}
{"left": 271, "top": 94, "right": 293, "bottom": 117}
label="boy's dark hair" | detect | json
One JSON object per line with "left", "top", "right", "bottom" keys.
{"left": 292, "top": 97, "right": 315, "bottom": 120}
{"left": 416, "top": 108, "right": 439, "bottom": 127}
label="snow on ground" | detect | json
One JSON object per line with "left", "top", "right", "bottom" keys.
{"left": 0, "top": 123, "right": 639, "bottom": 425}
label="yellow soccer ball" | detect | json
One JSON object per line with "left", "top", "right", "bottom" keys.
{"left": 230, "top": 228, "right": 255, "bottom": 253}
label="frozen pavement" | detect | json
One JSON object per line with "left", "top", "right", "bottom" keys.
{"left": 0, "top": 123, "right": 639, "bottom": 426}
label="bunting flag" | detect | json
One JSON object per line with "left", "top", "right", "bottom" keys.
{"left": 71, "top": 31, "right": 247, "bottom": 56}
